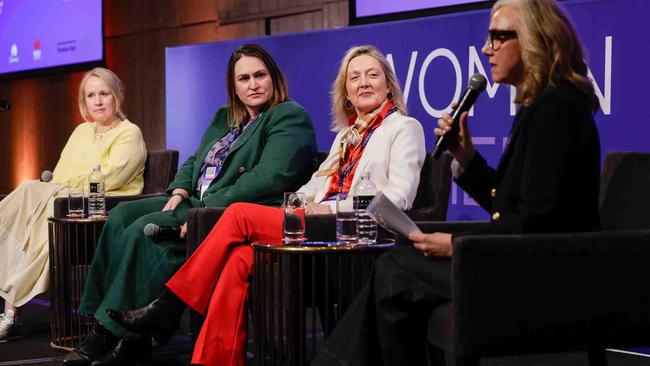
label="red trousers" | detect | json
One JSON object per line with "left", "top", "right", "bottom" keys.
{"left": 166, "top": 202, "right": 284, "bottom": 366}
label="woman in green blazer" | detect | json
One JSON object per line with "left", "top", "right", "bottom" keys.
{"left": 62, "top": 44, "right": 317, "bottom": 366}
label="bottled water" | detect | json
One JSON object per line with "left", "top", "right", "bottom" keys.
{"left": 88, "top": 165, "right": 106, "bottom": 217}
{"left": 354, "top": 172, "right": 377, "bottom": 244}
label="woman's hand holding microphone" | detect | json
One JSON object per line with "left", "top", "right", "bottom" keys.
{"left": 434, "top": 103, "right": 476, "bottom": 170}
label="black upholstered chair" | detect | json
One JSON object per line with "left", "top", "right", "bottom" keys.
{"left": 53, "top": 149, "right": 179, "bottom": 217}
{"left": 185, "top": 151, "right": 453, "bottom": 253}
{"left": 408, "top": 153, "right": 453, "bottom": 221}
{"left": 415, "top": 152, "right": 650, "bottom": 366}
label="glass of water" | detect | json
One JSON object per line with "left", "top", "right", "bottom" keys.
{"left": 336, "top": 195, "right": 357, "bottom": 245}
{"left": 283, "top": 192, "right": 306, "bottom": 245}
{"left": 67, "top": 178, "right": 85, "bottom": 218}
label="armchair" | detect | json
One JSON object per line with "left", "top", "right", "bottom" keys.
{"left": 418, "top": 151, "right": 650, "bottom": 366}
{"left": 185, "top": 151, "right": 453, "bottom": 252}
{"left": 408, "top": 153, "right": 453, "bottom": 221}
{"left": 53, "top": 149, "right": 179, "bottom": 217}
{"left": 1, "top": 150, "right": 178, "bottom": 207}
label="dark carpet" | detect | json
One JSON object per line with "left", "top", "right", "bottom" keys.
{"left": 1, "top": 298, "right": 649, "bottom": 365}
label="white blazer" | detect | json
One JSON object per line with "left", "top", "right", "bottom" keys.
{"left": 298, "top": 112, "right": 426, "bottom": 212}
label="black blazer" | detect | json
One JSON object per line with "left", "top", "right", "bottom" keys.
{"left": 456, "top": 80, "right": 601, "bottom": 234}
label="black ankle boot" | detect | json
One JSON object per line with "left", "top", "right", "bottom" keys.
{"left": 106, "top": 288, "right": 185, "bottom": 344}
{"left": 89, "top": 332, "right": 152, "bottom": 366}
{"left": 62, "top": 322, "right": 118, "bottom": 366}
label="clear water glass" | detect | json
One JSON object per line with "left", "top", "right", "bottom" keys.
{"left": 336, "top": 195, "right": 358, "bottom": 245}
{"left": 67, "top": 178, "right": 85, "bottom": 218}
{"left": 283, "top": 192, "right": 306, "bottom": 245}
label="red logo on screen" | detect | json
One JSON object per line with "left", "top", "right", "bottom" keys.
{"left": 33, "top": 40, "right": 42, "bottom": 61}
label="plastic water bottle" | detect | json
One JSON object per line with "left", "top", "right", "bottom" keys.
{"left": 354, "top": 172, "right": 377, "bottom": 244}
{"left": 88, "top": 165, "right": 106, "bottom": 217}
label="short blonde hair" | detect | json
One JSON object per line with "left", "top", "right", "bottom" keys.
{"left": 78, "top": 67, "right": 126, "bottom": 122}
{"left": 330, "top": 45, "right": 407, "bottom": 131}
{"left": 493, "top": 0, "right": 598, "bottom": 110}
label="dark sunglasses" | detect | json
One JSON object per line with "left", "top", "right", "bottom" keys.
{"left": 486, "top": 30, "right": 518, "bottom": 50}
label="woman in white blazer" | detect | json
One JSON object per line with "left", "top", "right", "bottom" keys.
{"left": 104, "top": 45, "right": 425, "bottom": 366}
{"left": 299, "top": 111, "right": 424, "bottom": 212}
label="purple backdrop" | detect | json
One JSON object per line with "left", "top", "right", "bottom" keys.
{"left": 166, "top": 0, "right": 649, "bottom": 222}
{"left": 0, "top": 0, "right": 103, "bottom": 75}
{"left": 355, "top": 0, "right": 484, "bottom": 18}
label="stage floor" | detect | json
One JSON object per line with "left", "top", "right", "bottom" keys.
{"left": 1, "top": 297, "right": 649, "bottom": 366}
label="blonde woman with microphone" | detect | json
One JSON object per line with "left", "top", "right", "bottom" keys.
{"left": 314, "top": 0, "right": 601, "bottom": 364}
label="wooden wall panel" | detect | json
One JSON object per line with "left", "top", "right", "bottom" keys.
{"left": 9, "top": 80, "right": 39, "bottom": 186}
{"left": 249, "top": 0, "right": 262, "bottom": 17}
{"left": 104, "top": 0, "right": 150, "bottom": 36}
{"left": 0, "top": 82, "right": 13, "bottom": 189}
{"left": 214, "top": 20, "right": 265, "bottom": 41}
{"left": 323, "top": 1, "right": 348, "bottom": 29}
{"left": 218, "top": 0, "right": 237, "bottom": 18}
{"left": 219, "top": 0, "right": 341, "bottom": 25}
{"left": 188, "top": 0, "right": 220, "bottom": 23}
{"left": 0, "top": 0, "right": 348, "bottom": 193}
{"left": 139, "top": 31, "right": 169, "bottom": 151}
{"left": 261, "top": 0, "right": 279, "bottom": 15}
{"left": 104, "top": 35, "right": 146, "bottom": 138}
{"left": 270, "top": 11, "right": 323, "bottom": 35}
{"left": 0, "top": 74, "right": 81, "bottom": 189}
{"left": 173, "top": 22, "right": 222, "bottom": 45}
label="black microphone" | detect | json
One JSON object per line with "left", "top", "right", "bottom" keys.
{"left": 432, "top": 73, "right": 488, "bottom": 159}
{"left": 143, "top": 223, "right": 182, "bottom": 241}
{"left": 40, "top": 170, "right": 53, "bottom": 182}
{"left": 0, "top": 99, "right": 10, "bottom": 112}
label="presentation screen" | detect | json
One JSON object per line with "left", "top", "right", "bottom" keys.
{"left": 353, "top": 0, "right": 489, "bottom": 23}
{"left": 0, "top": 0, "right": 103, "bottom": 77}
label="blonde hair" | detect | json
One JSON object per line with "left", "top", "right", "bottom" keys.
{"left": 330, "top": 45, "right": 407, "bottom": 131}
{"left": 493, "top": 0, "right": 598, "bottom": 110}
{"left": 226, "top": 44, "right": 289, "bottom": 128}
{"left": 78, "top": 67, "right": 126, "bottom": 122}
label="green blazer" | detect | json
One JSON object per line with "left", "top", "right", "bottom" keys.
{"left": 166, "top": 100, "right": 317, "bottom": 207}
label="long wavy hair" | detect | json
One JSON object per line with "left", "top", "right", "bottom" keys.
{"left": 226, "top": 44, "right": 289, "bottom": 127}
{"left": 330, "top": 45, "right": 407, "bottom": 131}
{"left": 78, "top": 67, "right": 126, "bottom": 122}
{"left": 494, "top": 0, "right": 599, "bottom": 111}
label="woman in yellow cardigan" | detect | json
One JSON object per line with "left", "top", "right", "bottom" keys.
{"left": 0, "top": 67, "right": 147, "bottom": 343}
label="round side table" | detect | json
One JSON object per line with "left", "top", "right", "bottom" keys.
{"left": 47, "top": 216, "right": 107, "bottom": 351}
{"left": 251, "top": 242, "right": 393, "bottom": 365}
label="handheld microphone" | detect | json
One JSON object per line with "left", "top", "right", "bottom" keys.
{"left": 40, "top": 170, "right": 53, "bottom": 183}
{"left": 432, "top": 73, "right": 487, "bottom": 159}
{"left": 143, "top": 223, "right": 182, "bottom": 241}
{"left": 0, "top": 99, "right": 10, "bottom": 112}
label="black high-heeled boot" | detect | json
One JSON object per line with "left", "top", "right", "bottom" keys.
{"left": 62, "top": 321, "right": 118, "bottom": 366}
{"left": 106, "top": 288, "right": 185, "bottom": 344}
{"left": 89, "top": 332, "right": 152, "bottom": 366}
